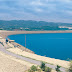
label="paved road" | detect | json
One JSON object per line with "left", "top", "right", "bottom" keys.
{"left": 0, "top": 44, "right": 66, "bottom": 72}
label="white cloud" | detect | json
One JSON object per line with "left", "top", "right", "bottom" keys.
{"left": 30, "top": 0, "right": 45, "bottom": 6}
{"left": 59, "top": 0, "right": 72, "bottom": 3}
{"left": 0, "top": 13, "right": 15, "bottom": 20}
{"left": 66, "top": 10, "right": 72, "bottom": 15}
{"left": 34, "top": 7, "right": 43, "bottom": 12}
{"left": 0, "top": 0, "right": 72, "bottom": 22}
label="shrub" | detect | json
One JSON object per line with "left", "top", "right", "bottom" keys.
{"left": 37, "top": 69, "right": 41, "bottom": 72}
{"left": 28, "top": 69, "right": 32, "bottom": 72}
{"left": 55, "top": 65, "right": 61, "bottom": 72}
{"left": 31, "top": 65, "right": 37, "bottom": 71}
{"left": 45, "top": 67, "right": 52, "bottom": 72}
{"left": 68, "top": 61, "right": 72, "bottom": 72}
{"left": 40, "top": 62, "right": 46, "bottom": 71}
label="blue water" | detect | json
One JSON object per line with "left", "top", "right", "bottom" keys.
{"left": 8, "top": 33, "right": 72, "bottom": 60}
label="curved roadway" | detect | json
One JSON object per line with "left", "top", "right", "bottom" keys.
{"left": 0, "top": 44, "right": 66, "bottom": 72}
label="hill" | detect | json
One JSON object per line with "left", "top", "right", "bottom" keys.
{"left": 0, "top": 20, "right": 72, "bottom": 31}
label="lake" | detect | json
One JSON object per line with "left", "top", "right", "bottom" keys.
{"left": 8, "top": 33, "right": 72, "bottom": 60}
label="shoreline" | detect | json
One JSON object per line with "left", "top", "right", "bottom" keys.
{"left": 9, "top": 41, "right": 34, "bottom": 53}
{"left": 1, "top": 30, "right": 72, "bottom": 54}
{"left": 0, "top": 30, "right": 72, "bottom": 54}
{"left": 1, "top": 30, "right": 72, "bottom": 38}
{"left": 0, "top": 30, "right": 71, "bottom": 68}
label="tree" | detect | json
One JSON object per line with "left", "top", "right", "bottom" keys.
{"left": 31, "top": 65, "right": 37, "bottom": 71}
{"left": 55, "top": 65, "right": 61, "bottom": 72}
{"left": 45, "top": 67, "right": 52, "bottom": 72}
{"left": 40, "top": 62, "right": 46, "bottom": 71}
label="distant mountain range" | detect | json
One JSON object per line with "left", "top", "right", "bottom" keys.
{"left": 0, "top": 20, "right": 72, "bottom": 31}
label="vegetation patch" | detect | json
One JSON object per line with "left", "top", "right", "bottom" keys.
{"left": 26, "top": 62, "right": 62, "bottom": 72}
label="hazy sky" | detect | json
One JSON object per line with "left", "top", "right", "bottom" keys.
{"left": 0, "top": 0, "right": 72, "bottom": 23}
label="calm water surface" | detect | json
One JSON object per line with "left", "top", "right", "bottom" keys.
{"left": 8, "top": 33, "right": 72, "bottom": 60}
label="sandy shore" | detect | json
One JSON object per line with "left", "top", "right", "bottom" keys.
{"left": 0, "top": 30, "right": 72, "bottom": 38}
{"left": 0, "top": 51, "right": 35, "bottom": 72}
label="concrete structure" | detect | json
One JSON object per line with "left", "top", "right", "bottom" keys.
{"left": 9, "top": 40, "right": 15, "bottom": 43}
